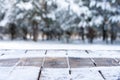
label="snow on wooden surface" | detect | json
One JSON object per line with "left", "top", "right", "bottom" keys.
{"left": 101, "top": 68, "right": 120, "bottom": 80}
{"left": 0, "top": 41, "right": 120, "bottom": 50}
{"left": 88, "top": 50, "right": 120, "bottom": 58}
{"left": 46, "top": 50, "right": 66, "bottom": 57}
{"left": 1, "top": 67, "right": 120, "bottom": 80}
{"left": 71, "top": 69, "right": 104, "bottom": 80}
{"left": 40, "top": 68, "right": 69, "bottom": 80}
{"left": 0, "top": 50, "right": 120, "bottom": 80}
{"left": 0, "top": 67, "right": 39, "bottom": 80}
{"left": 1, "top": 50, "right": 120, "bottom": 59}
{"left": 67, "top": 50, "right": 90, "bottom": 58}
{"left": 39, "top": 67, "right": 120, "bottom": 80}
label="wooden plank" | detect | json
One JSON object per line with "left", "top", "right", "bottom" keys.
{"left": 23, "top": 58, "right": 43, "bottom": 67}
{"left": 69, "top": 58, "right": 94, "bottom": 68}
{"left": 44, "top": 57, "right": 67, "bottom": 68}
{"left": 17, "top": 58, "right": 27, "bottom": 66}
{"left": 0, "top": 58, "right": 19, "bottom": 67}
{"left": 115, "top": 58, "right": 120, "bottom": 65}
{"left": 93, "top": 58, "right": 119, "bottom": 66}
{"left": 17, "top": 57, "right": 43, "bottom": 67}
{"left": 116, "top": 58, "right": 120, "bottom": 62}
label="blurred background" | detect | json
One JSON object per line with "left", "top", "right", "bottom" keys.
{"left": 0, "top": 0, "right": 120, "bottom": 44}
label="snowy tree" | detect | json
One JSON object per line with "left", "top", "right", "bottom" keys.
{"left": 0, "top": 0, "right": 120, "bottom": 42}
{"left": 89, "top": 0, "right": 120, "bottom": 43}
{"left": 0, "top": 0, "right": 17, "bottom": 26}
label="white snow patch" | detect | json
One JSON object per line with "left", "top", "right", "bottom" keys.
{"left": 1, "top": 66, "right": 120, "bottom": 80}
{"left": 0, "top": 66, "right": 39, "bottom": 80}
{"left": 88, "top": 50, "right": 120, "bottom": 58}
{"left": 56, "top": 0, "right": 69, "bottom": 10}
{"left": 109, "top": 15, "right": 120, "bottom": 23}
{"left": 78, "top": 20, "right": 88, "bottom": 27}
{"left": 0, "top": 41, "right": 120, "bottom": 50}
{"left": 67, "top": 50, "right": 90, "bottom": 58}
{"left": 17, "top": 2, "right": 33, "bottom": 10}
{"left": 90, "top": 0, "right": 96, "bottom": 7}
{"left": 101, "top": 68, "right": 120, "bottom": 80}
{"left": 40, "top": 67, "right": 120, "bottom": 80}
{"left": 96, "top": 1, "right": 111, "bottom": 10}
{"left": 90, "top": 16, "right": 104, "bottom": 26}
{"left": 0, "top": 53, "right": 45, "bottom": 59}
{"left": 47, "top": 12, "right": 56, "bottom": 20}
{"left": 46, "top": 50, "right": 66, "bottom": 57}
{"left": 40, "top": 68, "right": 69, "bottom": 80}
{"left": 0, "top": 50, "right": 120, "bottom": 59}
{"left": 71, "top": 69, "right": 104, "bottom": 80}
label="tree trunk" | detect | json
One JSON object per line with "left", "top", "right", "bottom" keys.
{"left": 9, "top": 23, "right": 16, "bottom": 40}
{"left": 22, "top": 27, "right": 28, "bottom": 40}
{"left": 102, "top": 24, "right": 108, "bottom": 43}
{"left": 33, "top": 24, "right": 39, "bottom": 41}
{"left": 110, "top": 26, "right": 116, "bottom": 44}
{"left": 102, "top": 25, "right": 106, "bottom": 41}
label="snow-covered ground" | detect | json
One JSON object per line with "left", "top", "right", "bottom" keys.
{"left": 0, "top": 40, "right": 120, "bottom": 50}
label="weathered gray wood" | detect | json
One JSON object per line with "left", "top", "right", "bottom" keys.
{"left": 0, "top": 58, "right": 19, "bottom": 67}
{"left": 69, "top": 58, "right": 94, "bottom": 67}
{"left": 93, "top": 58, "right": 118, "bottom": 66}
{"left": 18, "top": 58, "right": 43, "bottom": 67}
{"left": 44, "top": 57, "right": 67, "bottom": 68}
